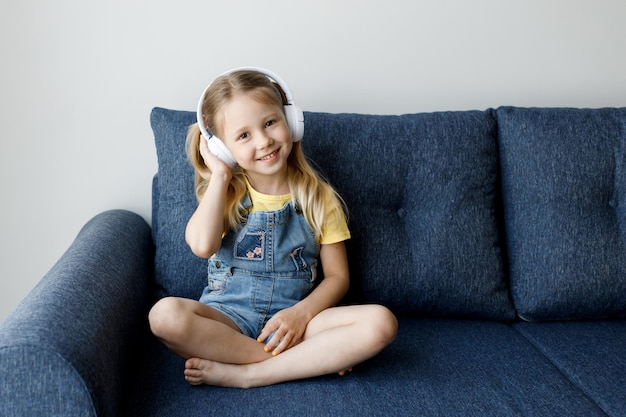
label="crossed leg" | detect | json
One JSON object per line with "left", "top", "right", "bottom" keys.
{"left": 149, "top": 297, "right": 272, "bottom": 365}
{"left": 180, "top": 304, "right": 398, "bottom": 388}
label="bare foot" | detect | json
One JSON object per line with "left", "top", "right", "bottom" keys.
{"left": 184, "top": 358, "right": 353, "bottom": 387}
{"left": 184, "top": 358, "right": 249, "bottom": 388}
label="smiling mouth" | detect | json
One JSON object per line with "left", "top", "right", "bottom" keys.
{"left": 259, "top": 150, "right": 279, "bottom": 161}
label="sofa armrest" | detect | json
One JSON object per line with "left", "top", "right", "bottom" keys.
{"left": 0, "top": 210, "right": 154, "bottom": 417}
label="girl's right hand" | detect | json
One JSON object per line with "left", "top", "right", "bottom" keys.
{"left": 199, "top": 135, "right": 233, "bottom": 179}
{"left": 185, "top": 135, "right": 232, "bottom": 258}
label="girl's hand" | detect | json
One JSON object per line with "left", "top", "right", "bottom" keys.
{"left": 257, "top": 305, "right": 311, "bottom": 356}
{"left": 184, "top": 135, "right": 233, "bottom": 258}
{"left": 257, "top": 242, "right": 350, "bottom": 356}
{"left": 199, "top": 135, "right": 233, "bottom": 179}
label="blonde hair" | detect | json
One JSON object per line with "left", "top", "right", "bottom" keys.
{"left": 186, "top": 70, "right": 347, "bottom": 241}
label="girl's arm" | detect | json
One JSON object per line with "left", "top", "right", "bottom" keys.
{"left": 185, "top": 139, "right": 232, "bottom": 258}
{"left": 257, "top": 241, "right": 350, "bottom": 355}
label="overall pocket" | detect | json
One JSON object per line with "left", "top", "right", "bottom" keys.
{"left": 234, "top": 228, "right": 266, "bottom": 261}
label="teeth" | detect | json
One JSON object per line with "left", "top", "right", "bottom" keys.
{"left": 260, "top": 151, "right": 277, "bottom": 160}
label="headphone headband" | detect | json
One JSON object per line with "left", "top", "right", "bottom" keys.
{"left": 196, "top": 67, "right": 304, "bottom": 167}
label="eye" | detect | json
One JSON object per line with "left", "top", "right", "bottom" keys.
{"left": 265, "top": 119, "right": 276, "bottom": 128}
{"left": 238, "top": 132, "right": 249, "bottom": 141}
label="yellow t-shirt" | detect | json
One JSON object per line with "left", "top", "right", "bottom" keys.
{"left": 247, "top": 183, "right": 351, "bottom": 245}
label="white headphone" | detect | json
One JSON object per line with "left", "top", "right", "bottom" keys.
{"left": 196, "top": 67, "right": 304, "bottom": 167}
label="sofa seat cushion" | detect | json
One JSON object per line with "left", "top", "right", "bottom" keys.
{"left": 121, "top": 319, "right": 605, "bottom": 417}
{"left": 497, "top": 107, "right": 626, "bottom": 321}
{"left": 514, "top": 320, "right": 626, "bottom": 417}
{"left": 151, "top": 107, "right": 514, "bottom": 320}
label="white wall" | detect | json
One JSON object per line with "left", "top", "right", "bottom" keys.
{"left": 1, "top": 0, "right": 625, "bottom": 322}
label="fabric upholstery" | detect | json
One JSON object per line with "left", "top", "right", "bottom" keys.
{"left": 151, "top": 108, "right": 203, "bottom": 301}
{"left": 121, "top": 319, "right": 606, "bottom": 417}
{"left": 150, "top": 107, "right": 515, "bottom": 320}
{"left": 497, "top": 107, "right": 626, "bottom": 321}
{"left": 0, "top": 210, "right": 154, "bottom": 417}
{"left": 514, "top": 320, "right": 626, "bottom": 416}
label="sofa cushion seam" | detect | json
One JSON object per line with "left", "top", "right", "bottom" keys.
{"left": 509, "top": 325, "right": 610, "bottom": 416}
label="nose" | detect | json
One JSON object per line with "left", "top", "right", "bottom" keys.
{"left": 256, "top": 131, "right": 273, "bottom": 149}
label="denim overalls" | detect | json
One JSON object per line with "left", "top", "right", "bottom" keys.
{"left": 199, "top": 196, "right": 319, "bottom": 339}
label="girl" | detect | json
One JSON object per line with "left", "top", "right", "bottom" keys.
{"left": 148, "top": 69, "right": 398, "bottom": 388}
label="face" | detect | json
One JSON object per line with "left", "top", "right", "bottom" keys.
{"left": 219, "top": 93, "right": 292, "bottom": 188}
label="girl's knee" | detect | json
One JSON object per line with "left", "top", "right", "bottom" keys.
{"left": 367, "top": 305, "right": 398, "bottom": 346}
{"left": 148, "top": 297, "right": 189, "bottom": 341}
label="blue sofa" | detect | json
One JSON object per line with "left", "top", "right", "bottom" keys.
{"left": 1, "top": 106, "right": 625, "bottom": 416}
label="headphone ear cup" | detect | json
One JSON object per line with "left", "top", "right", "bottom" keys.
{"left": 284, "top": 104, "right": 304, "bottom": 142}
{"left": 206, "top": 135, "right": 237, "bottom": 167}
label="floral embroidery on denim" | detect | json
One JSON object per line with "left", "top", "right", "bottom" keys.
{"left": 234, "top": 230, "right": 265, "bottom": 261}
{"left": 289, "top": 247, "right": 308, "bottom": 271}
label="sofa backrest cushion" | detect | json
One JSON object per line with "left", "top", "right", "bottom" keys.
{"left": 151, "top": 109, "right": 203, "bottom": 301}
{"left": 497, "top": 107, "right": 626, "bottom": 321}
{"left": 151, "top": 107, "right": 515, "bottom": 320}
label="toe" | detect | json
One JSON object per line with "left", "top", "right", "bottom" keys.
{"left": 185, "top": 358, "right": 200, "bottom": 370}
